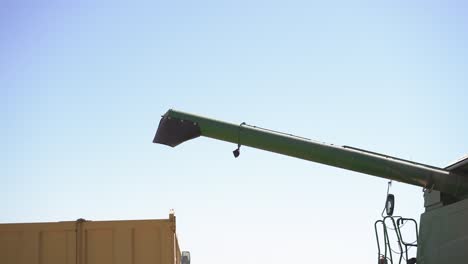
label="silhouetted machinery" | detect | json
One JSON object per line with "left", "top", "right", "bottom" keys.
{"left": 153, "top": 109, "right": 468, "bottom": 264}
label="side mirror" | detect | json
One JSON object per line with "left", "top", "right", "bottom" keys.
{"left": 181, "top": 251, "right": 191, "bottom": 264}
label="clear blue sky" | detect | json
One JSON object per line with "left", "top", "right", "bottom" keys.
{"left": 2, "top": 1, "right": 468, "bottom": 263}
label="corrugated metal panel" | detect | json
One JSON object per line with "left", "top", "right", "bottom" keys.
{"left": 0, "top": 214, "right": 181, "bottom": 264}
{"left": 0, "top": 222, "right": 76, "bottom": 264}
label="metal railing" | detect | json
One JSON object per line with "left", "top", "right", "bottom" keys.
{"left": 375, "top": 216, "right": 418, "bottom": 264}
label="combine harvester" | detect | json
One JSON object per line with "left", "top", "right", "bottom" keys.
{"left": 154, "top": 109, "right": 468, "bottom": 264}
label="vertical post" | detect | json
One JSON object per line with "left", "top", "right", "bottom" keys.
{"left": 76, "top": 219, "right": 86, "bottom": 264}
{"left": 169, "top": 211, "right": 177, "bottom": 264}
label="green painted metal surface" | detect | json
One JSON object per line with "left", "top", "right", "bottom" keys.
{"left": 154, "top": 109, "right": 468, "bottom": 197}
{"left": 417, "top": 198, "right": 468, "bottom": 264}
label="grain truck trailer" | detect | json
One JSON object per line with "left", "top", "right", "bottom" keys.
{"left": 0, "top": 213, "right": 188, "bottom": 264}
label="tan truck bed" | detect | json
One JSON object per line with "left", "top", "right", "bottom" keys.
{"left": 0, "top": 214, "right": 181, "bottom": 264}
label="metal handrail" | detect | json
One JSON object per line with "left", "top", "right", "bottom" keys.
{"left": 395, "top": 218, "right": 418, "bottom": 261}
{"left": 375, "top": 216, "right": 419, "bottom": 264}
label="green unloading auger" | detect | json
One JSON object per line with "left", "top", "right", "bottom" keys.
{"left": 153, "top": 109, "right": 468, "bottom": 197}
